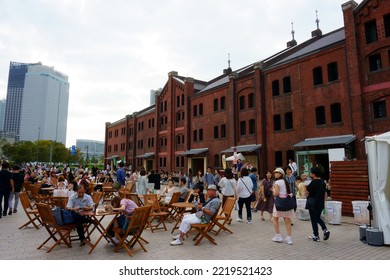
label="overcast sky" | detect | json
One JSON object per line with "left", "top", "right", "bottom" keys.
{"left": 0, "top": 0, "right": 362, "bottom": 147}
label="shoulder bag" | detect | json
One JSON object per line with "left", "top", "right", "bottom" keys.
{"left": 241, "top": 179, "right": 256, "bottom": 202}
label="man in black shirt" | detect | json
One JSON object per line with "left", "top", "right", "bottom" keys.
{"left": 8, "top": 165, "right": 24, "bottom": 215}
{"left": 0, "top": 162, "right": 14, "bottom": 218}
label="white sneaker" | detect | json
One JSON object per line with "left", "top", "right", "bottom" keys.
{"left": 170, "top": 238, "right": 183, "bottom": 246}
{"left": 172, "top": 234, "right": 181, "bottom": 240}
{"left": 272, "top": 234, "right": 283, "bottom": 242}
{"left": 247, "top": 220, "right": 252, "bottom": 224}
{"left": 111, "top": 237, "right": 119, "bottom": 244}
{"left": 237, "top": 218, "right": 243, "bottom": 222}
{"left": 284, "top": 236, "right": 293, "bottom": 245}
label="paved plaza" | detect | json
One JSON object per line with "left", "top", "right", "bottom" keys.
{"left": 0, "top": 203, "right": 388, "bottom": 260}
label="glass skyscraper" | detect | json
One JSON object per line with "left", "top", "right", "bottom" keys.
{"left": 3, "top": 61, "right": 70, "bottom": 144}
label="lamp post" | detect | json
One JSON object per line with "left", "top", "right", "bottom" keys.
{"left": 85, "top": 145, "right": 89, "bottom": 161}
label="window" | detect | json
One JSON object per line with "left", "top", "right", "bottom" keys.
{"left": 286, "top": 150, "right": 294, "bottom": 164}
{"left": 330, "top": 103, "right": 342, "bottom": 123}
{"left": 193, "top": 105, "right": 198, "bottom": 117}
{"left": 313, "top": 67, "right": 323, "bottom": 85}
{"left": 248, "top": 93, "right": 254, "bottom": 108}
{"left": 285, "top": 112, "right": 293, "bottom": 129}
{"left": 221, "top": 124, "right": 226, "bottom": 138}
{"left": 373, "top": 101, "right": 387, "bottom": 118}
{"left": 214, "top": 155, "right": 220, "bottom": 168}
{"left": 249, "top": 119, "right": 255, "bottom": 134}
{"left": 220, "top": 97, "right": 226, "bottom": 110}
{"left": 176, "top": 96, "right": 180, "bottom": 107}
{"left": 240, "top": 121, "right": 246, "bottom": 135}
{"left": 214, "top": 126, "right": 219, "bottom": 139}
{"left": 275, "top": 151, "right": 283, "bottom": 167}
{"left": 176, "top": 112, "right": 181, "bottom": 121}
{"left": 164, "top": 101, "right": 167, "bottom": 111}
{"left": 272, "top": 80, "right": 279, "bottom": 96}
{"left": 193, "top": 130, "right": 197, "bottom": 142}
{"left": 365, "top": 19, "right": 378, "bottom": 44}
{"left": 315, "top": 106, "right": 326, "bottom": 125}
{"left": 199, "top": 129, "right": 203, "bottom": 141}
{"left": 214, "top": 99, "right": 218, "bottom": 112}
{"left": 385, "top": 14, "right": 390, "bottom": 38}
{"left": 327, "top": 62, "right": 338, "bottom": 82}
{"left": 283, "top": 76, "right": 291, "bottom": 93}
{"left": 181, "top": 94, "right": 185, "bottom": 106}
{"left": 273, "top": 115, "right": 281, "bottom": 131}
{"left": 369, "top": 53, "right": 382, "bottom": 71}
{"left": 239, "top": 95, "right": 245, "bottom": 110}
{"left": 199, "top": 104, "right": 203, "bottom": 116}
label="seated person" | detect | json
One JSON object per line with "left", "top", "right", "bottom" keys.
{"left": 178, "top": 177, "right": 188, "bottom": 202}
{"left": 66, "top": 185, "right": 94, "bottom": 246}
{"left": 162, "top": 179, "right": 177, "bottom": 204}
{"left": 107, "top": 196, "right": 138, "bottom": 245}
{"left": 170, "top": 185, "right": 220, "bottom": 246}
{"left": 188, "top": 183, "right": 205, "bottom": 204}
{"left": 78, "top": 172, "right": 91, "bottom": 194}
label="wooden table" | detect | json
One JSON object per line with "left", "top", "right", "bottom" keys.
{"left": 170, "top": 202, "right": 195, "bottom": 233}
{"left": 79, "top": 209, "right": 120, "bottom": 254}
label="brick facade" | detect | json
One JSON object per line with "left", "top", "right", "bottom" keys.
{"left": 105, "top": 0, "right": 390, "bottom": 178}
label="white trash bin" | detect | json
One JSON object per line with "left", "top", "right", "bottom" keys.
{"left": 297, "top": 199, "right": 310, "bottom": 220}
{"left": 351, "top": 201, "right": 370, "bottom": 225}
{"left": 326, "top": 201, "right": 342, "bottom": 225}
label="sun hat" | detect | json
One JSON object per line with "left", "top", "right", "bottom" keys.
{"left": 207, "top": 184, "right": 218, "bottom": 191}
{"left": 273, "top": 167, "right": 285, "bottom": 176}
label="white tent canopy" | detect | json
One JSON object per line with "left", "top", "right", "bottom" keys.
{"left": 365, "top": 131, "right": 390, "bottom": 245}
{"left": 225, "top": 153, "right": 245, "bottom": 161}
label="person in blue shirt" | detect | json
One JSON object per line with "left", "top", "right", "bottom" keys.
{"left": 115, "top": 162, "right": 126, "bottom": 190}
{"left": 204, "top": 167, "right": 214, "bottom": 188}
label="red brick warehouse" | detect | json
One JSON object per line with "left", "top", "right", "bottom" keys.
{"left": 105, "top": 0, "right": 390, "bottom": 178}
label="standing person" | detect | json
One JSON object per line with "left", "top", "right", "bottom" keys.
{"left": 187, "top": 168, "right": 193, "bottom": 189}
{"left": 193, "top": 170, "right": 205, "bottom": 192}
{"left": 249, "top": 167, "right": 259, "bottom": 211}
{"left": 272, "top": 167, "right": 294, "bottom": 245}
{"left": 213, "top": 169, "right": 221, "bottom": 187}
{"left": 0, "top": 162, "right": 14, "bottom": 218}
{"left": 306, "top": 167, "right": 330, "bottom": 242}
{"left": 236, "top": 167, "right": 253, "bottom": 224}
{"left": 204, "top": 167, "right": 214, "bottom": 188}
{"left": 296, "top": 174, "right": 308, "bottom": 199}
{"left": 115, "top": 162, "right": 126, "bottom": 191}
{"left": 285, "top": 166, "right": 296, "bottom": 196}
{"left": 288, "top": 159, "right": 298, "bottom": 177}
{"left": 218, "top": 168, "right": 237, "bottom": 207}
{"left": 137, "top": 169, "right": 148, "bottom": 195}
{"left": 256, "top": 170, "right": 274, "bottom": 221}
{"left": 8, "top": 165, "right": 24, "bottom": 215}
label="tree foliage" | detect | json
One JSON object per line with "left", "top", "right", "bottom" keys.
{"left": 1, "top": 140, "right": 83, "bottom": 164}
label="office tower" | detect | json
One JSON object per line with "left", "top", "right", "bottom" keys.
{"left": 3, "top": 61, "right": 70, "bottom": 144}
{"left": 0, "top": 99, "right": 6, "bottom": 131}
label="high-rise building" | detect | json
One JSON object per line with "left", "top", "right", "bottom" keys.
{"left": 0, "top": 99, "right": 6, "bottom": 131}
{"left": 3, "top": 61, "right": 70, "bottom": 144}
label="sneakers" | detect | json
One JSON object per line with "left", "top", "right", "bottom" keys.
{"left": 8, "top": 209, "right": 12, "bottom": 215}
{"left": 2, "top": 211, "right": 7, "bottom": 217}
{"left": 284, "top": 236, "right": 293, "bottom": 245}
{"left": 172, "top": 234, "right": 181, "bottom": 240}
{"left": 112, "top": 236, "right": 119, "bottom": 244}
{"left": 323, "top": 229, "right": 330, "bottom": 241}
{"left": 236, "top": 218, "right": 243, "bottom": 222}
{"left": 272, "top": 234, "right": 283, "bottom": 242}
{"left": 13, "top": 209, "right": 17, "bottom": 213}
{"left": 170, "top": 238, "right": 183, "bottom": 246}
{"left": 247, "top": 220, "right": 252, "bottom": 224}
{"left": 309, "top": 235, "right": 320, "bottom": 242}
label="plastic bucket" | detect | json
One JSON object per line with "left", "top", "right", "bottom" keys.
{"left": 297, "top": 199, "right": 310, "bottom": 220}
{"left": 351, "top": 201, "right": 370, "bottom": 225}
{"left": 326, "top": 201, "right": 342, "bottom": 225}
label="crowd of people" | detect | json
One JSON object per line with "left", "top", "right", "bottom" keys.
{"left": 0, "top": 158, "right": 331, "bottom": 247}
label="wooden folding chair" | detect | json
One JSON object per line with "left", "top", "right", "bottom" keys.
{"left": 143, "top": 194, "right": 169, "bottom": 232}
{"left": 125, "top": 193, "right": 144, "bottom": 206}
{"left": 160, "top": 191, "right": 181, "bottom": 222}
{"left": 36, "top": 203, "right": 76, "bottom": 253}
{"left": 23, "top": 182, "right": 34, "bottom": 200}
{"left": 113, "top": 205, "right": 151, "bottom": 257}
{"left": 102, "top": 182, "right": 114, "bottom": 202}
{"left": 51, "top": 196, "right": 68, "bottom": 209}
{"left": 30, "top": 183, "right": 50, "bottom": 204}
{"left": 19, "top": 192, "right": 42, "bottom": 229}
{"left": 210, "top": 197, "right": 236, "bottom": 235}
{"left": 189, "top": 204, "right": 221, "bottom": 246}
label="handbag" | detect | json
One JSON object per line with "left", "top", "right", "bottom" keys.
{"left": 61, "top": 209, "right": 75, "bottom": 224}
{"left": 275, "top": 195, "right": 296, "bottom": 211}
{"left": 241, "top": 179, "right": 256, "bottom": 202}
{"left": 52, "top": 207, "right": 63, "bottom": 226}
